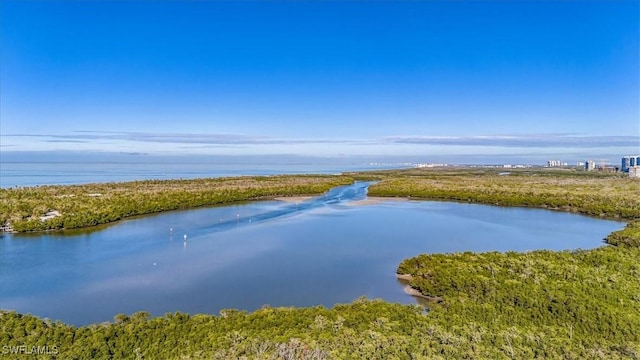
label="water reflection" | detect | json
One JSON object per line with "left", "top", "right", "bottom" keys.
{"left": 0, "top": 182, "right": 624, "bottom": 326}
{"left": 194, "top": 181, "right": 371, "bottom": 235}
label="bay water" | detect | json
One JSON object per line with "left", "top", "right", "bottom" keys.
{"left": 0, "top": 182, "right": 623, "bottom": 326}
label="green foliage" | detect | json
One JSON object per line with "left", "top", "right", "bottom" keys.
{"left": 0, "top": 175, "right": 353, "bottom": 233}
{"left": 2, "top": 290, "right": 639, "bottom": 359}
{"left": 2, "top": 168, "right": 639, "bottom": 358}
{"left": 606, "top": 221, "right": 640, "bottom": 247}
{"left": 397, "top": 246, "right": 640, "bottom": 352}
{"left": 362, "top": 168, "right": 640, "bottom": 220}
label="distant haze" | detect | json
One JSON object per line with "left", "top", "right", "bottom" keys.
{"left": 0, "top": 150, "right": 632, "bottom": 167}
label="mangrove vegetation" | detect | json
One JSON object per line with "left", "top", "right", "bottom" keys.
{"left": 2, "top": 226, "right": 638, "bottom": 359}
{"left": 0, "top": 175, "right": 353, "bottom": 233}
{"left": 1, "top": 168, "right": 639, "bottom": 358}
{"left": 361, "top": 168, "right": 640, "bottom": 220}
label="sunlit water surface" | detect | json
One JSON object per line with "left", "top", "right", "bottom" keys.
{"left": 0, "top": 182, "right": 623, "bottom": 325}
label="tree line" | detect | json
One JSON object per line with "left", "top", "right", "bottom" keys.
{"left": 0, "top": 175, "right": 353, "bottom": 233}
{"left": 364, "top": 168, "right": 640, "bottom": 220}
{"left": 2, "top": 169, "right": 638, "bottom": 358}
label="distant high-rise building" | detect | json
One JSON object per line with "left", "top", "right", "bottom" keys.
{"left": 547, "top": 160, "right": 566, "bottom": 168}
{"left": 622, "top": 155, "right": 640, "bottom": 172}
{"left": 585, "top": 160, "right": 596, "bottom": 171}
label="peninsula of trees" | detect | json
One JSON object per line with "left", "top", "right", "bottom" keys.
{"left": 2, "top": 168, "right": 638, "bottom": 234}
{"left": 0, "top": 175, "right": 353, "bottom": 232}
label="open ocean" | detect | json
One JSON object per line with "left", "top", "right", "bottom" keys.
{"left": 0, "top": 160, "right": 406, "bottom": 188}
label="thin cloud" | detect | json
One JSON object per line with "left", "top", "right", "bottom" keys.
{"left": 3, "top": 131, "right": 358, "bottom": 146}
{"left": 385, "top": 134, "right": 640, "bottom": 148}
{"left": 45, "top": 140, "right": 91, "bottom": 144}
{"left": 3, "top": 132, "right": 639, "bottom": 149}
{"left": 177, "top": 145, "right": 248, "bottom": 149}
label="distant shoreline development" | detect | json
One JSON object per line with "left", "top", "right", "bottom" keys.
{"left": 621, "top": 155, "right": 640, "bottom": 178}
{"left": 545, "top": 155, "right": 640, "bottom": 178}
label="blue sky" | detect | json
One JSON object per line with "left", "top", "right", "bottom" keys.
{"left": 1, "top": 0, "right": 638, "bottom": 163}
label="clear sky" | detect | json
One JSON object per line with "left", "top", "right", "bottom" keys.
{"left": 1, "top": 0, "right": 638, "bottom": 163}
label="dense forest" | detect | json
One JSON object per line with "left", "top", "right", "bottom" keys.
{"left": 1, "top": 168, "right": 639, "bottom": 359}
{"left": 362, "top": 168, "right": 640, "bottom": 219}
{"left": 3, "top": 168, "right": 638, "bottom": 234}
{"left": 396, "top": 226, "right": 640, "bottom": 359}
{"left": 0, "top": 175, "right": 353, "bottom": 232}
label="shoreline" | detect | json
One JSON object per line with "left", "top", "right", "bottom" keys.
{"left": 2, "top": 169, "right": 638, "bottom": 357}
{"left": 4, "top": 169, "right": 638, "bottom": 234}
{"left": 402, "top": 285, "right": 444, "bottom": 302}
{"left": 1, "top": 175, "right": 354, "bottom": 233}
{"left": 346, "top": 196, "right": 411, "bottom": 206}
{"left": 272, "top": 196, "right": 314, "bottom": 203}
{"left": 397, "top": 273, "right": 444, "bottom": 302}
{"left": 273, "top": 195, "right": 410, "bottom": 206}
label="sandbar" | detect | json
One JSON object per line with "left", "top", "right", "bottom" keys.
{"left": 273, "top": 196, "right": 314, "bottom": 203}
{"left": 347, "top": 196, "right": 410, "bottom": 206}
{"left": 403, "top": 285, "right": 444, "bottom": 302}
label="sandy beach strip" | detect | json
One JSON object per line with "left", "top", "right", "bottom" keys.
{"left": 403, "top": 285, "right": 444, "bottom": 302}
{"left": 397, "top": 274, "right": 444, "bottom": 302}
{"left": 273, "top": 195, "right": 410, "bottom": 205}
{"left": 346, "top": 196, "right": 411, "bottom": 206}
{"left": 273, "top": 196, "right": 314, "bottom": 203}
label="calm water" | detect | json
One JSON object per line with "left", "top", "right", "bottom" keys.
{"left": 0, "top": 161, "right": 404, "bottom": 188}
{"left": 0, "top": 182, "right": 623, "bottom": 326}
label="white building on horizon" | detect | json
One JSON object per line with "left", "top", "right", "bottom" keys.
{"left": 622, "top": 155, "right": 640, "bottom": 172}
